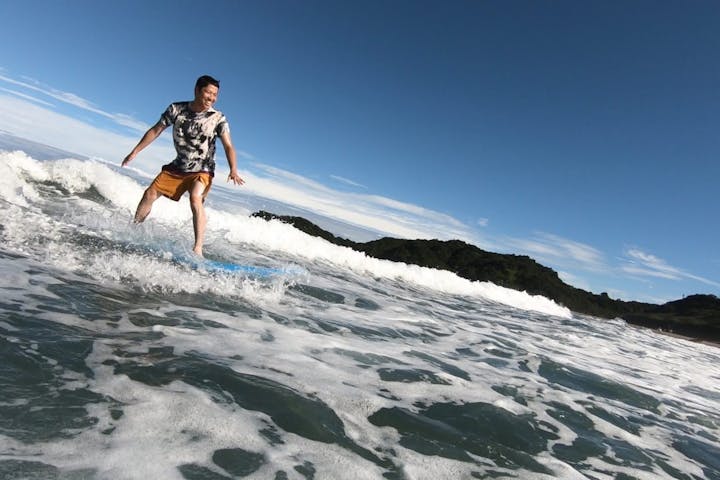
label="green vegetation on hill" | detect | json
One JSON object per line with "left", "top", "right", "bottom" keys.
{"left": 253, "top": 211, "right": 720, "bottom": 343}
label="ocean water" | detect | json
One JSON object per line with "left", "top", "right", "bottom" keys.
{"left": 1, "top": 150, "right": 719, "bottom": 480}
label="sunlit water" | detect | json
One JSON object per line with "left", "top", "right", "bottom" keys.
{"left": 1, "top": 151, "right": 719, "bottom": 480}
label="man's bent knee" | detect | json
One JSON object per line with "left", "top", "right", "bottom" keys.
{"left": 189, "top": 179, "right": 209, "bottom": 208}
{"left": 189, "top": 192, "right": 204, "bottom": 205}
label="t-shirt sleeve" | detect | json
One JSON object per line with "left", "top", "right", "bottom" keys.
{"left": 216, "top": 114, "right": 230, "bottom": 135}
{"left": 159, "top": 104, "right": 177, "bottom": 128}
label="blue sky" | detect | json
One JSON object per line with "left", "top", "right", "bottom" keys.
{"left": 0, "top": 0, "right": 718, "bottom": 303}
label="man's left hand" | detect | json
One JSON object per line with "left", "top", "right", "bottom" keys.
{"left": 227, "top": 171, "right": 245, "bottom": 185}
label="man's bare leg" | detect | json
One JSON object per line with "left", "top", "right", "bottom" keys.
{"left": 189, "top": 180, "right": 207, "bottom": 256}
{"left": 134, "top": 186, "right": 160, "bottom": 223}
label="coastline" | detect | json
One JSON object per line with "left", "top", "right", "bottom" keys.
{"left": 253, "top": 210, "right": 720, "bottom": 346}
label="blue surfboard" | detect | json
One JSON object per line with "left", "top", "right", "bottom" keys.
{"left": 201, "top": 259, "right": 284, "bottom": 277}
{"left": 174, "top": 255, "right": 286, "bottom": 278}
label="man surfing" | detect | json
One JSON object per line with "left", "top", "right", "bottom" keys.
{"left": 121, "top": 75, "right": 244, "bottom": 256}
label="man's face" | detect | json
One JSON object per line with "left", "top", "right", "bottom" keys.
{"left": 195, "top": 84, "right": 219, "bottom": 111}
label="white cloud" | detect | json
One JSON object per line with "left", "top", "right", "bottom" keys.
{"left": 0, "top": 94, "right": 173, "bottom": 163}
{"left": 241, "top": 162, "right": 477, "bottom": 241}
{"left": 506, "top": 236, "right": 720, "bottom": 296}
{"left": 621, "top": 247, "right": 720, "bottom": 288}
{"left": 623, "top": 248, "right": 679, "bottom": 279}
{"left": 0, "top": 87, "right": 55, "bottom": 107}
{"left": 506, "top": 232, "right": 607, "bottom": 273}
{"left": 0, "top": 73, "right": 149, "bottom": 132}
{"left": 330, "top": 174, "right": 367, "bottom": 189}
{"left": 557, "top": 270, "right": 591, "bottom": 291}
{"left": 236, "top": 149, "right": 256, "bottom": 161}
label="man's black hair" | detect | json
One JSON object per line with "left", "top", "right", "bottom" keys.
{"left": 196, "top": 75, "right": 220, "bottom": 90}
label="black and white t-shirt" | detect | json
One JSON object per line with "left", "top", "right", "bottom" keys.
{"left": 159, "top": 102, "right": 229, "bottom": 176}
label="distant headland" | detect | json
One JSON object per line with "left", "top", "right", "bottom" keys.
{"left": 253, "top": 211, "right": 720, "bottom": 345}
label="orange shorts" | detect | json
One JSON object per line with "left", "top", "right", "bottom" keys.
{"left": 150, "top": 170, "right": 212, "bottom": 202}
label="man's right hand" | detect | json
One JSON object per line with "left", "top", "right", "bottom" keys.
{"left": 121, "top": 153, "right": 135, "bottom": 167}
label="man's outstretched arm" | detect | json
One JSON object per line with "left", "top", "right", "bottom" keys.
{"left": 121, "top": 122, "right": 167, "bottom": 167}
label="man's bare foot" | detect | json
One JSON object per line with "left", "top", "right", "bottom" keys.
{"left": 192, "top": 246, "right": 203, "bottom": 257}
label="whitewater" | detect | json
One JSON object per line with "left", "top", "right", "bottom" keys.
{"left": 0, "top": 149, "right": 718, "bottom": 480}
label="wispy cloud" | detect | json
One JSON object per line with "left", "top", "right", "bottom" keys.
{"left": 621, "top": 248, "right": 720, "bottom": 288}
{"left": 0, "top": 94, "right": 172, "bottom": 163}
{"left": 507, "top": 236, "right": 720, "bottom": 296}
{"left": 556, "top": 270, "right": 591, "bottom": 291}
{"left": 236, "top": 150, "right": 256, "bottom": 161}
{"left": 0, "top": 73, "right": 149, "bottom": 132}
{"left": 0, "top": 87, "right": 55, "bottom": 107}
{"left": 243, "top": 162, "right": 477, "bottom": 241}
{"left": 506, "top": 232, "right": 608, "bottom": 273}
{"left": 330, "top": 174, "right": 367, "bottom": 189}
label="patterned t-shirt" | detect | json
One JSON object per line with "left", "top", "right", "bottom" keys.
{"left": 159, "top": 102, "right": 230, "bottom": 176}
